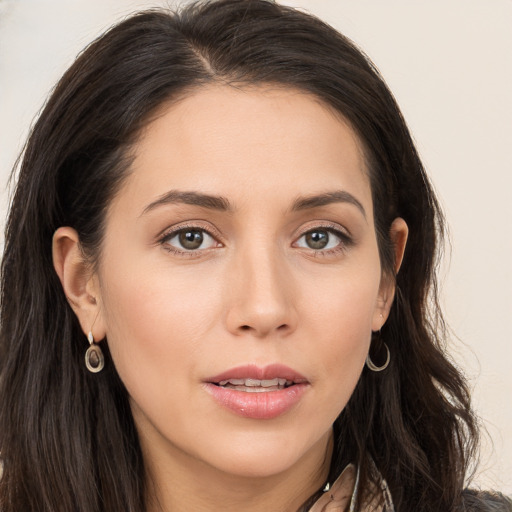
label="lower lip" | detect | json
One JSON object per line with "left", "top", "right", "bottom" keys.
{"left": 204, "top": 383, "right": 308, "bottom": 419}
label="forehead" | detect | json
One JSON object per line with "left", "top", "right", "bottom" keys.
{"left": 113, "top": 84, "right": 372, "bottom": 217}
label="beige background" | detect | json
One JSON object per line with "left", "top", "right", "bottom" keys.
{"left": 0, "top": 0, "right": 510, "bottom": 493}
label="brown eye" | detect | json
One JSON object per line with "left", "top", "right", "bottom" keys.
{"left": 304, "top": 230, "right": 329, "bottom": 250}
{"left": 164, "top": 228, "right": 217, "bottom": 252}
{"left": 295, "top": 227, "right": 349, "bottom": 252}
{"left": 179, "top": 230, "right": 204, "bottom": 250}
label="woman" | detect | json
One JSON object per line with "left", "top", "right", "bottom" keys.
{"left": 0, "top": 0, "right": 510, "bottom": 510}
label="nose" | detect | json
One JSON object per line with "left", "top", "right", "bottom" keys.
{"left": 224, "top": 244, "right": 298, "bottom": 339}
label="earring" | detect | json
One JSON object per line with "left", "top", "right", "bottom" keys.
{"left": 85, "top": 331, "right": 104, "bottom": 373}
{"left": 365, "top": 341, "right": 390, "bottom": 372}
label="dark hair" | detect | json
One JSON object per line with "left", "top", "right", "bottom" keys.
{"left": 1, "top": 1, "right": 509, "bottom": 511}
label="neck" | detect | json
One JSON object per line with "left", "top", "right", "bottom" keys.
{"left": 143, "top": 432, "right": 333, "bottom": 512}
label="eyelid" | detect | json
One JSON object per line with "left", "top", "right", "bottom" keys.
{"left": 294, "top": 221, "right": 352, "bottom": 240}
{"left": 158, "top": 220, "right": 223, "bottom": 240}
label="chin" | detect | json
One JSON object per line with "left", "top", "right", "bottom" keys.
{"left": 212, "top": 453, "right": 301, "bottom": 479}
{"left": 196, "top": 427, "right": 331, "bottom": 480}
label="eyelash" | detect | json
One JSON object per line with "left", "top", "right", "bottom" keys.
{"left": 157, "top": 222, "right": 353, "bottom": 258}
{"left": 294, "top": 223, "right": 354, "bottom": 257}
{"left": 158, "top": 222, "right": 222, "bottom": 257}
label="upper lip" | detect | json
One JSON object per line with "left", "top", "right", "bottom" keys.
{"left": 206, "top": 364, "right": 308, "bottom": 385}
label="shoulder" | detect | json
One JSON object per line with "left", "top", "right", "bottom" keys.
{"left": 459, "top": 489, "right": 512, "bottom": 512}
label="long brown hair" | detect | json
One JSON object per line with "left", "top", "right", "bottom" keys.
{"left": 0, "top": 1, "right": 507, "bottom": 510}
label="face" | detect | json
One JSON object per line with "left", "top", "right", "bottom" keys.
{"left": 92, "top": 85, "right": 394, "bottom": 480}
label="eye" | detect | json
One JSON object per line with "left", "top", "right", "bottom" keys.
{"left": 295, "top": 228, "right": 346, "bottom": 251}
{"left": 163, "top": 228, "right": 218, "bottom": 251}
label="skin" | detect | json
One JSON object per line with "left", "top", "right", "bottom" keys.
{"left": 53, "top": 85, "right": 407, "bottom": 512}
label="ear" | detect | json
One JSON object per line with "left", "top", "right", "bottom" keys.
{"left": 372, "top": 217, "right": 409, "bottom": 330}
{"left": 52, "top": 227, "right": 106, "bottom": 341}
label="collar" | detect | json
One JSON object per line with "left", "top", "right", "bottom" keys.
{"left": 309, "top": 462, "right": 394, "bottom": 512}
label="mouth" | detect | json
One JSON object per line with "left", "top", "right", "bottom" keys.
{"left": 215, "top": 377, "right": 296, "bottom": 393}
{"left": 206, "top": 363, "right": 308, "bottom": 392}
{"left": 204, "top": 364, "right": 309, "bottom": 419}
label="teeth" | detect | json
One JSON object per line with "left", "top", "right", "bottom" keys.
{"left": 218, "top": 378, "right": 292, "bottom": 388}
{"left": 219, "top": 378, "right": 244, "bottom": 386}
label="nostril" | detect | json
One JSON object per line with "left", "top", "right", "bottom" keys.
{"left": 238, "top": 323, "right": 290, "bottom": 333}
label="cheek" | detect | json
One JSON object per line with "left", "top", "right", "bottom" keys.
{"left": 305, "top": 258, "right": 381, "bottom": 343}
{"left": 98, "top": 256, "right": 223, "bottom": 394}
{"left": 301, "top": 262, "right": 381, "bottom": 408}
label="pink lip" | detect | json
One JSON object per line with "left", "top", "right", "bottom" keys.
{"left": 204, "top": 364, "right": 309, "bottom": 420}
{"left": 206, "top": 364, "right": 308, "bottom": 384}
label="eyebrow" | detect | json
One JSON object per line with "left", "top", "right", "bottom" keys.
{"left": 291, "top": 190, "right": 366, "bottom": 218}
{"left": 141, "top": 190, "right": 232, "bottom": 215}
{"left": 141, "top": 188, "right": 366, "bottom": 218}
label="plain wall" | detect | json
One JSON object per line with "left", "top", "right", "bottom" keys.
{"left": 1, "top": 0, "right": 511, "bottom": 493}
